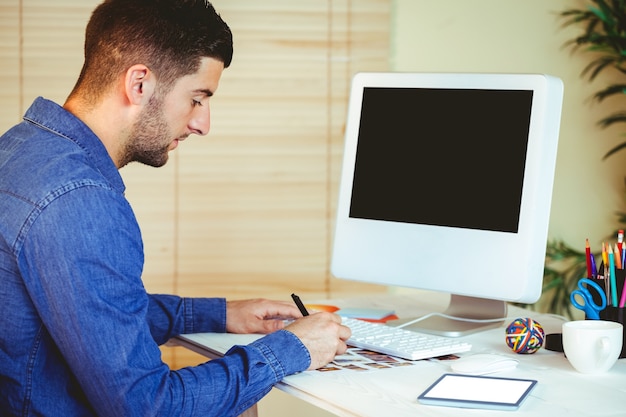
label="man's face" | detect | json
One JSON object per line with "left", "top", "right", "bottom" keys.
{"left": 123, "top": 57, "right": 225, "bottom": 167}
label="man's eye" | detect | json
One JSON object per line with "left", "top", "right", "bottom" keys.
{"left": 192, "top": 99, "right": 202, "bottom": 106}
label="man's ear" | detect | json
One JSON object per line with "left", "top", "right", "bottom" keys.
{"left": 124, "top": 64, "right": 156, "bottom": 105}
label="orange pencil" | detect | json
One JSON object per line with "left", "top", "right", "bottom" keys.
{"left": 615, "top": 243, "right": 622, "bottom": 270}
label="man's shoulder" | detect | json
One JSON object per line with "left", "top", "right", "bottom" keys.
{"left": 0, "top": 98, "right": 123, "bottom": 204}
{"left": 1, "top": 127, "right": 110, "bottom": 196}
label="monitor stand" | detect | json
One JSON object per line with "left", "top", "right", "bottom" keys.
{"left": 387, "top": 294, "right": 507, "bottom": 337}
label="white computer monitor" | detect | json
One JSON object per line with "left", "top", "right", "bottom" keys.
{"left": 331, "top": 72, "right": 563, "bottom": 336}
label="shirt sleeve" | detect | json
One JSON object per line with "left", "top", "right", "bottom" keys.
{"left": 175, "top": 329, "right": 311, "bottom": 416}
{"left": 19, "top": 185, "right": 311, "bottom": 417}
{"left": 147, "top": 294, "right": 227, "bottom": 344}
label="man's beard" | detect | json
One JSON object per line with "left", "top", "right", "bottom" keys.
{"left": 120, "top": 96, "right": 172, "bottom": 168}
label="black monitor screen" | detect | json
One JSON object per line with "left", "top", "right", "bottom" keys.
{"left": 349, "top": 87, "right": 533, "bottom": 233}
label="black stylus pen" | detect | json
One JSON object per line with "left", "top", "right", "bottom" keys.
{"left": 291, "top": 293, "right": 309, "bottom": 316}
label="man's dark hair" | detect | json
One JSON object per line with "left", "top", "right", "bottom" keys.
{"left": 68, "top": 0, "right": 233, "bottom": 102}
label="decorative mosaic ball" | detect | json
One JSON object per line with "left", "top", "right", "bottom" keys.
{"left": 505, "top": 317, "right": 545, "bottom": 354}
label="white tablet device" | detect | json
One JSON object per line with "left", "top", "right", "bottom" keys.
{"left": 418, "top": 374, "right": 537, "bottom": 411}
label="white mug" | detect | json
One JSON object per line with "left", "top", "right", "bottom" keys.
{"left": 562, "top": 320, "right": 623, "bottom": 374}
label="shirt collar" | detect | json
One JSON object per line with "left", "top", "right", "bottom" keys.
{"left": 24, "top": 97, "right": 126, "bottom": 194}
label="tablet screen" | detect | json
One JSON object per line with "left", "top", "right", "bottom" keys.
{"left": 418, "top": 374, "right": 537, "bottom": 410}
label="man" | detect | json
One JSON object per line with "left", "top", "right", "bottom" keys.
{"left": 0, "top": 0, "right": 351, "bottom": 416}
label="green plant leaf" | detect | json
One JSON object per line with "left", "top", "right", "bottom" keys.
{"left": 598, "top": 111, "right": 626, "bottom": 128}
{"left": 603, "top": 140, "right": 626, "bottom": 159}
{"left": 587, "top": 5, "right": 608, "bottom": 24}
{"left": 592, "top": 84, "right": 626, "bottom": 102}
{"left": 560, "top": 0, "right": 626, "bottom": 158}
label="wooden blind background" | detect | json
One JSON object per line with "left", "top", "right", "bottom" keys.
{"left": 0, "top": 0, "right": 390, "bottom": 368}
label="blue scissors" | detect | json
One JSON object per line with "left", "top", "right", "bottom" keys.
{"left": 570, "top": 278, "right": 607, "bottom": 320}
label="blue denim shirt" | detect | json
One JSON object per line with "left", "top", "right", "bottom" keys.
{"left": 0, "top": 97, "right": 310, "bottom": 417}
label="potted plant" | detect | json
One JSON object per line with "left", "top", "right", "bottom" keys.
{"left": 534, "top": 0, "right": 626, "bottom": 318}
{"left": 560, "top": 0, "right": 626, "bottom": 159}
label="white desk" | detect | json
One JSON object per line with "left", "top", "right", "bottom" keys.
{"left": 173, "top": 293, "right": 626, "bottom": 417}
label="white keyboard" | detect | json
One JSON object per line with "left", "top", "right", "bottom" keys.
{"left": 342, "top": 316, "right": 472, "bottom": 361}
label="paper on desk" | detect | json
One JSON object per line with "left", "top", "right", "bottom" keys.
{"left": 179, "top": 333, "right": 263, "bottom": 355}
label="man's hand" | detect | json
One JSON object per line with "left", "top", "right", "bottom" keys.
{"left": 225, "top": 298, "right": 352, "bottom": 370}
{"left": 225, "top": 298, "right": 301, "bottom": 334}
{"left": 285, "top": 313, "right": 352, "bottom": 370}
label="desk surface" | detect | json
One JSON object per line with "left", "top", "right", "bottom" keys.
{"left": 174, "top": 293, "right": 626, "bottom": 417}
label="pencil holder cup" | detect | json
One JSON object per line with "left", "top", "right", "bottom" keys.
{"left": 586, "top": 268, "right": 626, "bottom": 358}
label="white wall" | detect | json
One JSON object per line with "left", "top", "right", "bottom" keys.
{"left": 391, "top": 0, "right": 626, "bottom": 251}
